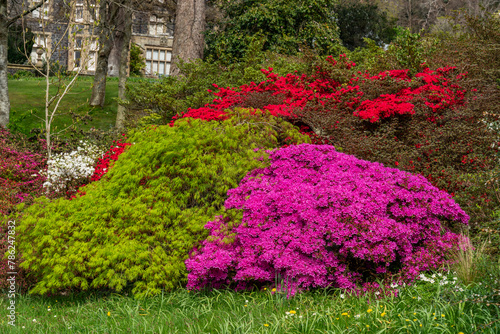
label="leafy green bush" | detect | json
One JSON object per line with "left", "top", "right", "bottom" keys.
{"left": 335, "top": 0, "right": 397, "bottom": 50}
{"left": 8, "top": 24, "right": 33, "bottom": 65}
{"left": 14, "top": 109, "right": 309, "bottom": 298}
{"left": 11, "top": 70, "right": 35, "bottom": 80}
{"left": 129, "top": 43, "right": 145, "bottom": 77}
{"left": 204, "top": 0, "right": 343, "bottom": 63}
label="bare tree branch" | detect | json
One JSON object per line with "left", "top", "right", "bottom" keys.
{"left": 7, "top": 0, "right": 48, "bottom": 27}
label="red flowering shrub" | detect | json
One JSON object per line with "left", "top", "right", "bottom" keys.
{"left": 171, "top": 55, "right": 465, "bottom": 127}
{"left": 168, "top": 55, "right": 495, "bottom": 218}
{"left": 90, "top": 140, "right": 132, "bottom": 182}
{"left": 186, "top": 144, "right": 468, "bottom": 295}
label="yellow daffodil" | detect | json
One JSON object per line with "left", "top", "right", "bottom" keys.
{"left": 264, "top": 324, "right": 269, "bottom": 327}
{"left": 367, "top": 309, "right": 373, "bottom": 313}
{"left": 289, "top": 310, "right": 296, "bottom": 314}
{"left": 107, "top": 312, "right": 110, "bottom": 316}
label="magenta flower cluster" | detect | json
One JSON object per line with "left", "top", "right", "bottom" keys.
{"left": 186, "top": 144, "right": 469, "bottom": 295}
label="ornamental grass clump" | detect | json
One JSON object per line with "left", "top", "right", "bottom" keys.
{"left": 13, "top": 109, "right": 309, "bottom": 298}
{"left": 186, "top": 144, "right": 469, "bottom": 295}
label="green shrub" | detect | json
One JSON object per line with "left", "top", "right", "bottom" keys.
{"left": 129, "top": 43, "right": 145, "bottom": 77}
{"left": 11, "top": 70, "right": 35, "bottom": 80}
{"left": 13, "top": 109, "right": 309, "bottom": 298}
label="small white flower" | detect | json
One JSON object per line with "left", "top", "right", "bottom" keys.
{"left": 354, "top": 314, "right": 361, "bottom": 318}
{"left": 299, "top": 315, "right": 303, "bottom": 318}
{"left": 22, "top": 326, "right": 25, "bottom": 329}
{"left": 54, "top": 315, "right": 57, "bottom": 317}
{"left": 375, "top": 291, "right": 380, "bottom": 295}
{"left": 340, "top": 294, "right": 345, "bottom": 299}
{"left": 33, "top": 319, "right": 36, "bottom": 322}
{"left": 245, "top": 300, "right": 248, "bottom": 303}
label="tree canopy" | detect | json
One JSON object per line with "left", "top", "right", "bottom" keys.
{"left": 204, "top": 0, "right": 343, "bottom": 62}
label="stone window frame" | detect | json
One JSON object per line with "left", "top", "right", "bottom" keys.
{"left": 145, "top": 46, "right": 172, "bottom": 76}
{"left": 70, "top": 35, "right": 98, "bottom": 72}
{"left": 75, "top": 0, "right": 84, "bottom": 22}
{"left": 149, "top": 15, "right": 167, "bottom": 36}
{"left": 32, "top": 0, "right": 50, "bottom": 19}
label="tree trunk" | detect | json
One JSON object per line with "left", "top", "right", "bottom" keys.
{"left": 170, "top": 0, "right": 205, "bottom": 77}
{"left": 0, "top": 0, "right": 10, "bottom": 128}
{"left": 115, "top": 5, "right": 132, "bottom": 130}
{"left": 90, "top": 0, "right": 120, "bottom": 107}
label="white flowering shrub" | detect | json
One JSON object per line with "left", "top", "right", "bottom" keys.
{"left": 41, "top": 141, "right": 103, "bottom": 194}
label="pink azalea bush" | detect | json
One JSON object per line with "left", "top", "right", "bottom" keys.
{"left": 186, "top": 144, "right": 469, "bottom": 295}
{"left": 0, "top": 128, "right": 47, "bottom": 215}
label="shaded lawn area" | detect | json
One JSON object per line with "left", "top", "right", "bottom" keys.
{"left": 8, "top": 77, "right": 119, "bottom": 136}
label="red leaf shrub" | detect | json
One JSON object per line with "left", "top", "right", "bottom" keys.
{"left": 186, "top": 144, "right": 468, "bottom": 295}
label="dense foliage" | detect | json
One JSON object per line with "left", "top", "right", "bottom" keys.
{"left": 204, "top": 0, "right": 343, "bottom": 62}
{"left": 8, "top": 24, "right": 34, "bottom": 65}
{"left": 14, "top": 110, "right": 309, "bottom": 298}
{"left": 335, "top": 0, "right": 397, "bottom": 50}
{"left": 186, "top": 144, "right": 469, "bottom": 295}
{"left": 129, "top": 43, "right": 146, "bottom": 76}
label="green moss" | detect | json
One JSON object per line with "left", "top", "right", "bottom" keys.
{"left": 15, "top": 109, "right": 309, "bottom": 298}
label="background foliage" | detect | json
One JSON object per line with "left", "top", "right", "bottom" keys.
{"left": 204, "top": 0, "right": 344, "bottom": 63}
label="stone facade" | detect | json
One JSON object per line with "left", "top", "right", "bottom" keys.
{"left": 9, "top": 0, "right": 174, "bottom": 77}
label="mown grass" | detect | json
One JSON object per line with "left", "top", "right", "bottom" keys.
{"left": 8, "top": 76, "right": 120, "bottom": 136}
{"left": 1, "top": 270, "right": 499, "bottom": 334}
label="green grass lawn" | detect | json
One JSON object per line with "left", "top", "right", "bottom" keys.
{"left": 1, "top": 271, "right": 499, "bottom": 333}
{"left": 8, "top": 77, "right": 119, "bottom": 136}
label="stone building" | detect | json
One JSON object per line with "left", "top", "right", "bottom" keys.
{"left": 9, "top": 0, "right": 174, "bottom": 77}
